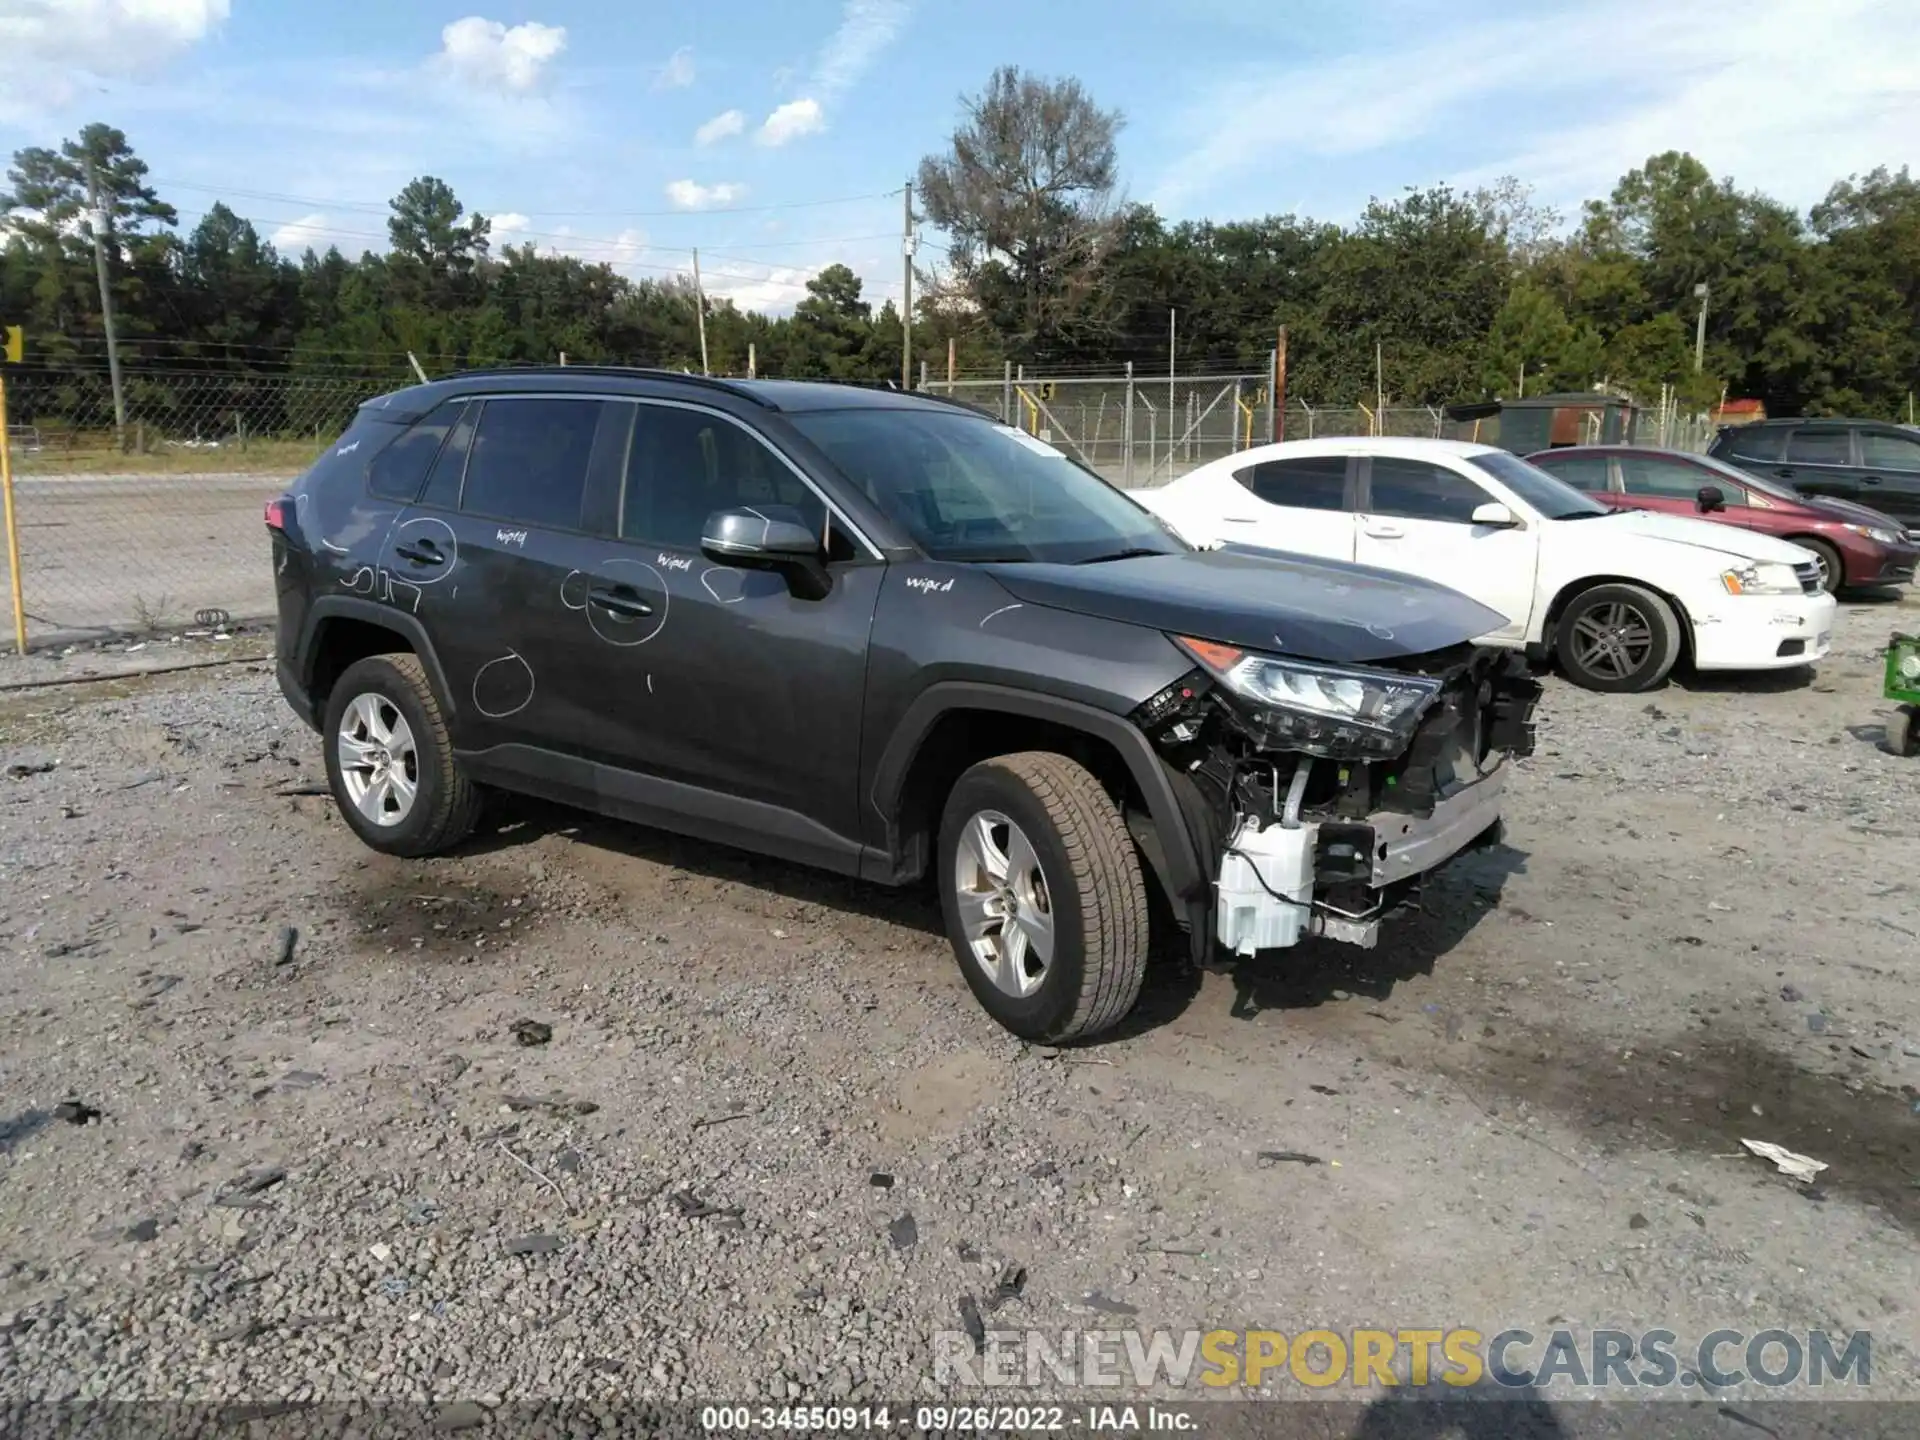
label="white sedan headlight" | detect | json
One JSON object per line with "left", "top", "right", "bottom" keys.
{"left": 1175, "top": 637, "right": 1442, "bottom": 757}
{"left": 1720, "top": 561, "right": 1804, "bottom": 596}
{"left": 1843, "top": 523, "right": 1900, "bottom": 545}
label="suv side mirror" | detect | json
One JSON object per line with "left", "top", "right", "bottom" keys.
{"left": 701, "top": 505, "right": 830, "bottom": 599}
{"left": 1696, "top": 484, "right": 1727, "bottom": 514}
{"left": 1470, "top": 502, "right": 1519, "bottom": 528}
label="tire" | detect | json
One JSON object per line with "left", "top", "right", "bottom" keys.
{"left": 322, "top": 653, "right": 481, "bottom": 857}
{"left": 1554, "top": 582, "right": 1682, "bottom": 693}
{"left": 937, "top": 752, "right": 1150, "bottom": 1043}
{"left": 1794, "top": 537, "right": 1845, "bottom": 596}
{"left": 1890, "top": 705, "right": 1920, "bottom": 759}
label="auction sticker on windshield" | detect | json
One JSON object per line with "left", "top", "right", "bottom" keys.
{"left": 996, "top": 425, "right": 1068, "bottom": 458}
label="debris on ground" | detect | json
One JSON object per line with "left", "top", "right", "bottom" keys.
{"left": 1740, "top": 1139, "right": 1828, "bottom": 1184}
{"left": 669, "top": 1190, "right": 744, "bottom": 1223}
{"left": 887, "top": 1213, "right": 918, "bottom": 1250}
{"left": 273, "top": 926, "right": 299, "bottom": 966}
{"left": 504, "top": 1233, "right": 563, "bottom": 1257}
{"left": 986, "top": 1262, "right": 1027, "bottom": 1311}
{"left": 956, "top": 1294, "right": 987, "bottom": 1353}
{"left": 501, "top": 1093, "right": 598, "bottom": 1117}
{"left": 231, "top": 1166, "right": 287, "bottom": 1196}
{"left": 53, "top": 1100, "right": 102, "bottom": 1125}
{"left": 1080, "top": 1291, "right": 1139, "bottom": 1316}
{"left": 869, "top": 1173, "right": 894, "bottom": 1189}
{"left": 1256, "top": 1149, "right": 1323, "bottom": 1167}
{"left": 509, "top": 1019, "right": 552, "bottom": 1047}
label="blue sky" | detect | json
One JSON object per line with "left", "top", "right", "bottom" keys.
{"left": 3, "top": 0, "right": 1918, "bottom": 312}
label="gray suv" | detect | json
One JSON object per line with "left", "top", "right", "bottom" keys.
{"left": 268, "top": 368, "right": 1539, "bottom": 1042}
{"left": 1709, "top": 418, "right": 1920, "bottom": 540}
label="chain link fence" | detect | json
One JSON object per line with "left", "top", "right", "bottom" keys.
{"left": 0, "top": 361, "right": 1716, "bottom": 650}
{"left": 0, "top": 365, "right": 397, "bottom": 646}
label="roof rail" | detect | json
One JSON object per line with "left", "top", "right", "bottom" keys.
{"left": 438, "top": 364, "right": 774, "bottom": 406}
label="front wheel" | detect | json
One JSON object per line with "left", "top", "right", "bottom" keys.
{"left": 937, "top": 752, "right": 1150, "bottom": 1043}
{"left": 1796, "top": 537, "right": 1845, "bottom": 596}
{"left": 1554, "top": 583, "right": 1682, "bottom": 693}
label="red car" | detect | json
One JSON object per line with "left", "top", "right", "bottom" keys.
{"left": 1526, "top": 445, "right": 1919, "bottom": 595}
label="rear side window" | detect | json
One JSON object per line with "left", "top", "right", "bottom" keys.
{"left": 1234, "top": 456, "right": 1347, "bottom": 512}
{"left": 461, "top": 398, "right": 605, "bottom": 531}
{"left": 417, "top": 402, "right": 476, "bottom": 511}
{"left": 1860, "top": 430, "right": 1920, "bottom": 471}
{"left": 1619, "top": 456, "right": 1710, "bottom": 499}
{"left": 1720, "top": 427, "right": 1781, "bottom": 461}
{"left": 1531, "top": 454, "right": 1611, "bottom": 491}
{"left": 367, "top": 401, "right": 462, "bottom": 501}
{"left": 1785, "top": 429, "right": 1852, "bottom": 466}
{"left": 1367, "top": 457, "right": 1491, "bottom": 524}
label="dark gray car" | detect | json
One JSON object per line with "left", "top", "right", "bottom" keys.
{"left": 268, "top": 368, "right": 1540, "bottom": 1042}
{"left": 1709, "top": 418, "right": 1920, "bottom": 540}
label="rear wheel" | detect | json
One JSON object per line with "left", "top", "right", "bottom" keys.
{"left": 937, "top": 752, "right": 1150, "bottom": 1043}
{"left": 1554, "top": 583, "right": 1682, "bottom": 693}
{"left": 323, "top": 653, "right": 481, "bottom": 857}
{"left": 1794, "top": 537, "right": 1845, "bottom": 596}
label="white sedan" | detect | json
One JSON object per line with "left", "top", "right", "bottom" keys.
{"left": 1137, "top": 437, "right": 1838, "bottom": 692}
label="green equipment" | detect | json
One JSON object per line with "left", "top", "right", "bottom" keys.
{"left": 1886, "top": 632, "right": 1920, "bottom": 757}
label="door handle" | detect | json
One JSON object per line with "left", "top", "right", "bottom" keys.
{"left": 394, "top": 541, "right": 444, "bottom": 566}
{"left": 1862, "top": 475, "right": 1883, "bottom": 485}
{"left": 589, "top": 587, "right": 653, "bottom": 618}
{"left": 1775, "top": 467, "right": 1795, "bottom": 480}
{"left": 1364, "top": 524, "right": 1404, "bottom": 539}
{"left": 1222, "top": 516, "right": 1259, "bottom": 524}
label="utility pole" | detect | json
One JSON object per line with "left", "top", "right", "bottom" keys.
{"left": 1168, "top": 309, "right": 1176, "bottom": 477}
{"left": 691, "top": 248, "right": 711, "bottom": 375}
{"left": 901, "top": 181, "right": 916, "bottom": 390}
{"left": 1273, "top": 324, "right": 1288, "bottom": 442}
{"left": 1693, "top": 282, "right": 1710, "bottom": 374}
{"left": 85, "top": 159, "right": 127, "bottom": 447}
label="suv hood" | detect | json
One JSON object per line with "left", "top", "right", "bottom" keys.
{"left": 982, "top": 547, "right": 1509, "bottom": 663}
{"left": 1593, "top": 509, "right": 1818, "bottom": 564}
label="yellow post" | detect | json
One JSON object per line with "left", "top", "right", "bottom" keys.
{"left": 0, "top": 373, "right": 24, "bottom": 654}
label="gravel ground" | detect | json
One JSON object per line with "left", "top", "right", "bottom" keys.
{"left": 0, "top": 593, "right": 1916, "bottom": 1432}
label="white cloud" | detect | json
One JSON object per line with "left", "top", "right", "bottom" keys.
{"left": 665, "top": 179, "right": 748, "bottom": 211}
{"left": 654, "top": 45, "right": 695, "bottom": 90}
{"left": 491, "top": 211, "right": 531, "bottom": 236}
{"left": 432, "top": 16, "right": 567, "bottom": 95}
{"left": 695, "top": 108, "right": 746, "bottom": 147}
{"left": 812, "top": 0, "right": 907, "bottom": 101}
{"left": 757, "top": 97, "right": 824, "bottom": 147}
{"left": 0, "top": 0, "right": 230, "bottom": 120}
{"left": 1150, "top": 0, "right": 1920, "bottom": 217}
{"left": 702, "top": 262, "right": 815, "bottom": 314}
{"left": 751, "top": 1, "right": 907, "bottom": 150}
{"left": 268, "top": 213, "right": 333, "bottom": 254}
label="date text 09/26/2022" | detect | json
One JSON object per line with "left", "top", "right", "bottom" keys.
{"left": 700, "top": 1405, "right": 1196, "bottom": 1432}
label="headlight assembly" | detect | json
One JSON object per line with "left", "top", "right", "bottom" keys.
{"left": 1175, "top": 637, "right": 1443, "bottom": 758}
{"left": 1843, "top": 523, "right": 1900, "bottom": 545}
{"left": 1720, "top": 562, "right": 1804, "bottom": 596}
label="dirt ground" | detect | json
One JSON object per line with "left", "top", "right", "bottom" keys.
{"left": 0, "top": 593, "right": 1915, "bottom": 1432}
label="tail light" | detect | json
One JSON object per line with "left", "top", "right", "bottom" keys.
{"left": 264, "top": 496, "right": 292, "bottom": 532}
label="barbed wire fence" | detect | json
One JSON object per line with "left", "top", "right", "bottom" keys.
{"left": 0, "top": 359, "right": 1715, "bottom": 650}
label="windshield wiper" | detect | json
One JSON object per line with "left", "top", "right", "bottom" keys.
{"left": 1073, "top": 547, "right": 1171, "bottom": 565}
{"left": 1559, "top": 509, "right": 1622, "bottom": 520}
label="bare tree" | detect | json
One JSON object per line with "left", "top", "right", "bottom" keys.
{"left": 916, "top": 67, "right": 1124, "bottom": 358}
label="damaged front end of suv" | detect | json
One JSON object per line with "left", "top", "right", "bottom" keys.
{"left": 1130, "top": 637, "right": 1542, "bottom": 963}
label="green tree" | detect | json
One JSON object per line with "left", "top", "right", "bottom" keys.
{"left": 917, "top": 66, "right": 1124, "bottom": 361}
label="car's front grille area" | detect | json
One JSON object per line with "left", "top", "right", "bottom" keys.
{"left": 1794, "top": 561, "right": 1823, "bottom": 595}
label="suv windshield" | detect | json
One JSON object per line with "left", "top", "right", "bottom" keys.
{"left": 787, "top": 407, "right": 1187, "bottom": 564}
{"left": 1469, "top": 450, "right": 1610, "bottom": 520}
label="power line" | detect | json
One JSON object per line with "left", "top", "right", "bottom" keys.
{"left": 150, "top": 179, "right": 902, "bottom": 220}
